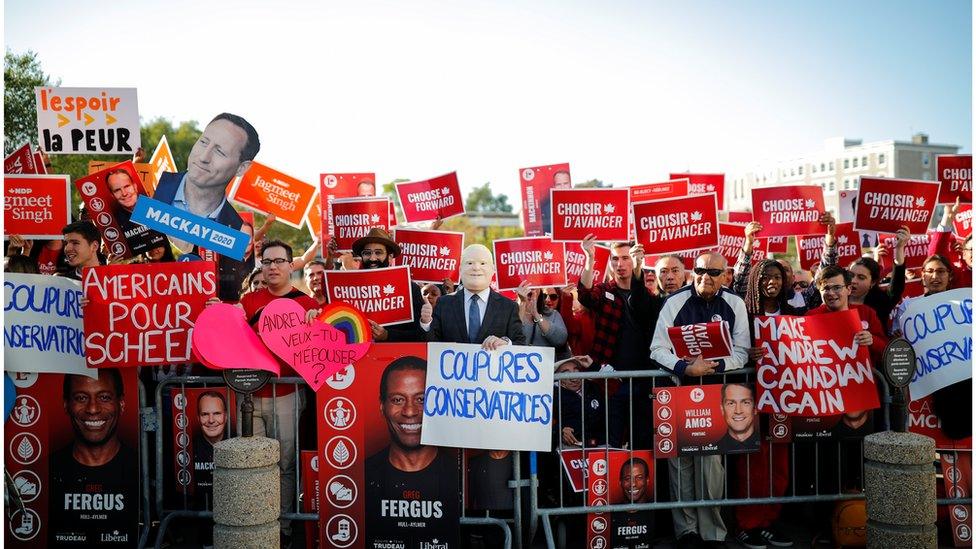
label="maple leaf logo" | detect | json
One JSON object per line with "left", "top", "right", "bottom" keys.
{"left": 690, "top": 211, "right": 703, "bottom": 221}
{"left": 915, "top": 196, "right": 926, "bottom": 208}
{"left": 603, "top": 203, "right": 615, "bottom": 214}
{"left": 706, "top": 184, "right": 716, "bottom": 192}
{"left": 370, "top": 213, "right": 381, "bottom": 223}
{"left": 543, "top": 250, "right": 554, "bottom": 261}
{"left": 441, "top": 186, "right": 451, "bottom": 195}
{"left": 383, "top": 284, "right": 395, "bottom": 294}
{"left": 805, "top": 199, "right": 816, "bottom": 208}
{"left": 439, "top": 246, "right": 451, "bottom": 256}
{"left": 838, "top": 235, "right": 848, "bottom": 244}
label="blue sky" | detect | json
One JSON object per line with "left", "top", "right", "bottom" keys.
{"left": 6, "top": 0, "right": 971, "bottom": 202}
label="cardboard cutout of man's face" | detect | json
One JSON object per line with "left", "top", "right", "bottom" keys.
{"left": 460, "top": 245, "right": 494, "bottom": 292}
{"left": 186, "top": 119, "right": 251, "bottom": 191}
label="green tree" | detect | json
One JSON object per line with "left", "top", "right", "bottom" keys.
{"left": 4, "top": 49, "right": 56, "bottom": 155}
{"left": 141, "top": 117, "right": 202, "bottom": 170}
{"left": 574, "top": 178, "right": 607, "bottom": 188}
{"left": 465, "top": 182, "right": 513, "bottom": 213}
{"left": 381, "top": 178, "right": 410, "bottom": 224}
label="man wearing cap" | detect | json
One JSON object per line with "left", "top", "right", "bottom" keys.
{"left": 342, "top": 228, "right": 428, "bottom": 342}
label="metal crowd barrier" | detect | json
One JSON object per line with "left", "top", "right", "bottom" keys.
{"left": 527, "top": 367, "right": 916, "bottom": 549}
{"left": 142, "top": 374, "right": 513, "bottom": 549}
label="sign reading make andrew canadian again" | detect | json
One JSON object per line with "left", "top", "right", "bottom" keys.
{"left": 393, "top": 228, "right": 464, "bottom": 284}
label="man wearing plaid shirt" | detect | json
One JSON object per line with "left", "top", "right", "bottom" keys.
{"left": 576, "top": 234, "right": 663, "bottom": 449}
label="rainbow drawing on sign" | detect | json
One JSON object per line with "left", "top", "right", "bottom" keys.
{"left": 318, "top": 302, "right": 371, "bottom": 344}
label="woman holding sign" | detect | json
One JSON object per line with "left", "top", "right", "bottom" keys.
{"left": 515, "top": 282, "right": 570, "bottom": 361}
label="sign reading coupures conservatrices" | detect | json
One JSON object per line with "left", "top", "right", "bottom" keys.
{"left": 421, "top": 343, "right": 554, "bottom": 451}
{"left": 35, "top": 87, "right": 141, "bottom": 154}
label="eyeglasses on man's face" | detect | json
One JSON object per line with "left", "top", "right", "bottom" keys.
{"left": 260, "top": 258, "right": 289, "bottom": 266}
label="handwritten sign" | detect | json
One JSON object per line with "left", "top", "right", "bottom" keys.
{"left": 394, "top": 228, "right": 464, "bottom": 283}
{"left": 493, "top": 236, "right": 568, "bottom": 291}
{"left": 130, "top": 196, "right": 250, "bottom": 261}
{"left": 395, "top": 172, "right": 465, "bottom": 223}
{"left": 330, "top": 196, "right": 390, "bottom": 253}
{"left": 937, "top": 154, "right": 972, "bottom": 204}
{"left": 3, "top": 274, "right": 95, "bottom": 377}
{"left": 751, "top": 185, "right": 825, "bottom": 237}
{"left": 231, "top": 161, "right": 318, "bottom": 228}
{"left": 632, "top": 194, "right": 719, "bottom": 255}
{"left": 550, "top": 188, "right": 630, "bottom": 242}
{"left": 754, "top": 311, "right": 880, "bottom": 416}
{"left": 36, "top": 87, "right": 140, "bottom": 154}
{"left": 854, "top": 177, "right": 940, "bottom": 234}
{"left": 257, "top": 298, "right": 371, "bottom": 391}
{"left": 83, "top": 262, "right": 217, "bottom": 368}
{"left": 421, "top": 342, "right": 555, "bottom": 451}
{"left": 896, "top": 289, "right": 973, "bottom": 400}
{"left": 4, "top": 175, "right": 71, "bottom": 239}
{"left": 666, "top": 321, "right": 733, "bottom": 360}
{"left": 323, "top": 265, "right": 414, "bottom": 326}
{"left": 191, "top": 303, "right": 281, "bottom": 375}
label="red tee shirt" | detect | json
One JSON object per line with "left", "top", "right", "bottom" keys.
{"left": 240, "top": 287, "right": 320, "bottom": 397}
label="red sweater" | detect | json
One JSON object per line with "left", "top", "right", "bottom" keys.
{"left": 928, "top": 229, "right": 972, "bottom": 289}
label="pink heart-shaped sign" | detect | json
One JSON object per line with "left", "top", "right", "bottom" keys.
{"left": 257, "top": 298, "right": 371, "bottom": 391}
{"left": 191, "top": 304, "right": 280, "bottom": 376}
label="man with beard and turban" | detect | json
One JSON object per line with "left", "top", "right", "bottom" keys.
{"left": 49, "top": 369, "right": 138, "bottom": 546}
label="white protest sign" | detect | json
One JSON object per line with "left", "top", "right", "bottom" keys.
{"left": 35, "top": 87, "right": 141, "bottom": 154}
{"left": 421, "top": 342, "right": 555, "bottom": 451}
{"left": 4, "top": 274, "right": 96, "bottom": 378}
{"left": 898, "top": 288, "right": 973, "bottom": 400}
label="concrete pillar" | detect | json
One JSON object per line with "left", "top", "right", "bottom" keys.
{"left": 212, "top": 436, "right": 281, "bottom": 549}
{"left": 864, "top": 431, "right": 937, "bottom": 549}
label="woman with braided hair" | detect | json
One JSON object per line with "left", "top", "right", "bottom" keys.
{"left": 730, "top": 258, "right": 799, "bottom": 549}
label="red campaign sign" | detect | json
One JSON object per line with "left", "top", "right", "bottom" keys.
{"left": 4, "top": 175, "right": 72, "bottom": 239}
{"left": 671, "top": 172, "right": 725, "bottom": 210}
{"left": 908, "top": 396, "right": 972, "bottom": 450}
{"left": 881, "top": 232, "right": 931, "bottom": 270}
{"left": 768, "top": 414, "right": 842, "bottom": 443}
{"left": 646, "top": 249, "right": 702, "bottom": 271}
{"left": 727, "top": 211, "right": 752, "bottom": 223}
{"left": 854, "top": 177, "right": 940, "bottom": 234}
{"left": 632, "top": 194, "right": 719, "bottom": 255}
{"left": 796, "top": 222, "right": 861, "bottom": 272}
{"left": 316, "top": 343, "right": 462, "bottom": 549}
{"left": 585, "top": 449, "right": 655, "bottom": 549}
{"left": 666, "top": 322, "right": 733, "bottom": 360}
{"left": 4, "top": 143, "right": 39, "bottom": 174}
{"left": 653, "top": 385, "right": 761, "bottom": 458}
{"left": 170, "top": 387, "right": 238, "bottom": 497}
{"left": 395, "top": 172, "right": 465, "bottom": 223}
{"left": 520, "top": 162, "right": 572, "bottom": 236}
{"left": 75, "top": 160, "right": 166, "bottom": 258}
{"left": 83, "top": 261, "right": 218, "bottom": 368}
{"left": 564, "top": 243, "right": 610, "bottom": 285}
{"left": 766, "top": 236, "right": 788, "bottom": 253}
{"left": 559, "top": 448, "right": 594, "bottom": 493}
{"left": 492, "top": 237, "right": 568, "bottom": 291}
{"left": 5, "top": 370, "right": 141, "bottom": 547}
{"left": 330, "top": 196, "right": 390, "bottom": 253}
{"left": 323, "top": 266, "right": 415, "bottom": 326}
{"left": 751, "top": 185, "right": 825, "bottom": 237}
{"left": 954, "top": 204, "right": 974, "bottom": 238}
{"left": 393, "top": 228, "right": 465, "bottom": 284}
{"left": 550, "top": 188, "right": 630, "bottom": 242}
{"left": 937, "top": 154, "right": 972, "bottom": 204}
{"left": 34, "top": 150, "right": 47, "bottom": 174}
{"left": 717, "top": 223, "right": 767, "bottom": 266}
{"left": 300, "top": 451, "right": 321, "bottom": 549}
{"left": 940, "top": 453, "right": 973, "bottom": 546}
{"left": 631, "top": 178, "right": 689, "bottom": 202}
{"left": 754, "top": 311, "right": 880, "bottom": 417}
{"left": 231, "top": 161, "right": 318, "bottom": 228}
{"left": 319, "top": 172, "right": 376, "bottom": 244}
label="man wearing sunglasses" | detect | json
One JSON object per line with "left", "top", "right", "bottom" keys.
{"left": 650, "top": 251, "right": 751, "bottom": 548}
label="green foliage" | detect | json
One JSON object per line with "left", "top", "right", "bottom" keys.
{"left": 465, "top": 182, "right": 513, "bottom": 213}
{"left": 141, "top": 117, "right": 202, "bottom": 170}
{"left": 575, "top": 178, "right": 607, "bottom": 188}
{"left": 4, "top": 49, "right": 56, "bottom": 155}
{"left": 382, "top": 178, "right": 410, "bottom": 224}
{"left": 441, "top": 215, "right": 523, "bottom": 248}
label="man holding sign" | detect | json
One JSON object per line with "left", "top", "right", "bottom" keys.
{"left": 650, "top": 251, "right": 750, "bottom": 547}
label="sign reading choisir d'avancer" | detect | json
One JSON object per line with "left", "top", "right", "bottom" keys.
{"left": 35, "top": 87, "right": 141, "bottom": 154}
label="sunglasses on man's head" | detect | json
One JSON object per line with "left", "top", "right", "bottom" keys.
{"left": 693, "top": 267, "right": 723, "bottom": 277}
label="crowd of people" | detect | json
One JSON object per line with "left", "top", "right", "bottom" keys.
{"left": 6, "top": 113, "right": 971, "bottom": 549}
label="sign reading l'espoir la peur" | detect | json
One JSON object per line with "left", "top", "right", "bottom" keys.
{"left": 35, "top": 87, "right": 141, "bottom": 154}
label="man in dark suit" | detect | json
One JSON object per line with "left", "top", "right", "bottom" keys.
{"left": 422, "top": 244, "right": 524, "bottom": 349}
{"left": 153, "top": 113, "right": 259, "bottom": 301}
